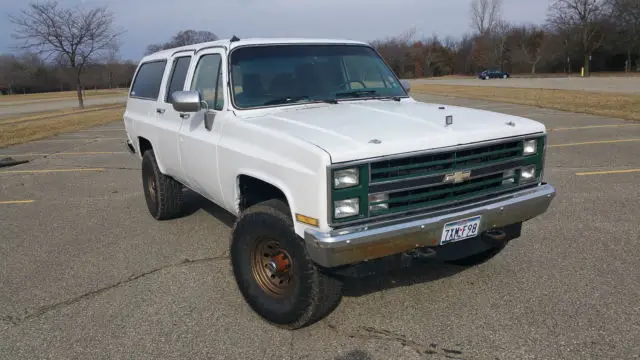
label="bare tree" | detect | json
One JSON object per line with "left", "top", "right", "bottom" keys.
{"left": 492, "top": 20, "right": 512, "bottom": 71}
{"left": 606, "top": 0, "right": 640, "bottom": 71}
{"left": 546, "top": 0, "right": 608, "bottom": 76}
{"left": 470, "top": 0, "right": 503, "bottom": 35}
{"left": 514, "top": 24, "right": 550, "bottom": 73}
{"left": 371, "top": 28, "right": 417, "bottom": 77}
{"left": 8, "top": 1, "right": 122, "bottom": 107}
{"left": 145, "top": 30, "right": 219, "bottom": 55}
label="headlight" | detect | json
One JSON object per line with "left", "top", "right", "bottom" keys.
{"left": 523, "top": 139, "right": 537, "bottom": 155}
{"left": 520, "top": 165, "right": 537, "bottom": 183}
{"left": 334, "top": 168, "right": 359, "bottom": 189}
{"left": 368, "top": 193, "right": 389, "bottom": 212}
{"left": 334, "top": 198, "right": 359, "bottom": 219}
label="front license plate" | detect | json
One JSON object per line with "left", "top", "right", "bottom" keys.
{"left": 440, "top": 215, "right": 482, "bottom": 245}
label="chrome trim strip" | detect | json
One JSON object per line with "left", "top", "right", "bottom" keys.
{"left": 194, "top": 44, "right": 228, "bottom": 55}
{"left": 539, "top": 134, "right": 548, "bottom": 184}
{"left": 306, "top": 183, "right": 556, "bottom": 268}
{"left": 171, "top": 49, "right": 196, "bottom": 56}
{"left": 326, "top": 164, "right": 333, "bottom": 227}
{"left": 369, "top": 156, "right": 524, "bottom": 187}
{"left": 332, "top": 134, "right": 541, "bottom": 167}
{"left": 368, "top": 168, "right": 515, "bottom": 198}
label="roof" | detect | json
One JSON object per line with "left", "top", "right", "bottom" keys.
{"left": 141, "top": 37, "right": 370, "bottom": 61}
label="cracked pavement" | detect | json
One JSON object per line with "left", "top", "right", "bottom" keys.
{"left": 1, "top": 94, "right": 639, "bottom": 359}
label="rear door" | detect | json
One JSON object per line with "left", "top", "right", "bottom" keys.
{"left": 155, "top": 50, "right": 194, "bottom": 184}
{"left": 177, "top": 48, "right": 227, "bottom": 205}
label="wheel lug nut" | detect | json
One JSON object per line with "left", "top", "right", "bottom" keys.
{"left": 266, "top": 261, "right": 277, "bottom": 273}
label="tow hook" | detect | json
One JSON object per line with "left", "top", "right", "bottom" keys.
{"left": 482, "top": 229, "right": 507, "bottom": 246}
{"left": 485, "top": 229, "right": 506, "bottom": 240}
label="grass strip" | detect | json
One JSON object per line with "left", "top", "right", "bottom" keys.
{"left": 411, "top": 84, "right": 640, "bottom": 122}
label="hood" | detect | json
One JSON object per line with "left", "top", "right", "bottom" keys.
{"left": 241, "top": 99, "right": 546, "bottom": 163}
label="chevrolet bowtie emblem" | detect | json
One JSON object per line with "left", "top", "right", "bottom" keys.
{"left": 443, "top": 170, "right": 471, "bottom": 184}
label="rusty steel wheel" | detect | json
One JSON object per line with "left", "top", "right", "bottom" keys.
{"left": 251, "top": 237, "right": 294, "bottom": 298}
{"left": 230, "top": 199, "right": 343, "bottom": 329}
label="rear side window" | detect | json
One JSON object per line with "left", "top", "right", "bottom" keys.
{"left": 130, "top": 60, "right": 167, "bottom": 100}
{"left": 165, "top": 56, "right": 192, "bottom": 103}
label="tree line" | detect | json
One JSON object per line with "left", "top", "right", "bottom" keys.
{"left": 0, "top": 53, "right": 137, "bottom": 95}
{"left": 371, "top": 0, "right": 640, "bottom": 78}
{"left": 0, "top": 27, "right": 219, "bottom": 96}
{"left": 1, "top": 0, "right": 638, "bottom": 105}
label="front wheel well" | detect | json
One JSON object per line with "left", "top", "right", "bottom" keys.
{"left": 138, "top": 137, "right": 152, "bottom": 155}
{"left": 238, "top": 175, "right": 289, "bottom": 213}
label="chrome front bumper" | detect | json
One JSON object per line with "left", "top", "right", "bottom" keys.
{"left": 304, "top": 183, "right": 556, "bottom": 268}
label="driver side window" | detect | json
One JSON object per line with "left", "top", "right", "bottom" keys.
{"left": 191, "top": 54, "right": 224, "bottom": 110}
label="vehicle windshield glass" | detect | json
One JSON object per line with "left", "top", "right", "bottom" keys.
{"left": 229, "top": 44, "right": 407, "bottom": 109}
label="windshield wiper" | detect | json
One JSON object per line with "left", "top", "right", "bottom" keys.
{"left": 335, "top": 89, "right": 402, "bottom": 102}
{"left": 335, "top": 89, "right": 377, "bottom": 98}
{"left": 378, "top": 95, "right": 402, "bottom": 102}
{"left": 262, "top": 96, "right": 337, "bottom": 106}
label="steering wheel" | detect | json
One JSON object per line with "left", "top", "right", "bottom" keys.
{"left": 336, "top": 80, "right": 367, "bottom": 90}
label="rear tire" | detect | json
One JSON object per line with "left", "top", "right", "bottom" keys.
{"left": 230, "top": 199, "right": 343, "bottom": 329}
{"left": 141, "top": 149, "right": 184, "bottom": 220}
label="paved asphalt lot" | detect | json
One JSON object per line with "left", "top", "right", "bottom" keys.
{"left": 413, "top": 76, "right": 640, "bottom": 94}
{"left": 1, "top": 92, "right": 639, "bottom": 360}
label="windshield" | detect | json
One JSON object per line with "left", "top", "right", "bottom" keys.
{"left": 229, "top": 44, "right": 407, "bottom": 109}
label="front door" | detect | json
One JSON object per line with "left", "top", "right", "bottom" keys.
{"left": 177, "top": 48, "right": 227, "bottom": 205}
{"left": 154, "top": 51, "right": 193, "bottom": 184}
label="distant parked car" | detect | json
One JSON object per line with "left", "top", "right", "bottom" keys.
{"left": 478, "top": 69, "right": 509, "bottom": 80}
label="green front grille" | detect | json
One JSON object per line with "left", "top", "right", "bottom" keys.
{"left": 370, "top": 140, "right": 522, "bottom": 183}
{"left": 330, "top": 136, "right": 546, "bottom": 225}
{"left": 370, "top": 172, "right": 519, "bottom": 216}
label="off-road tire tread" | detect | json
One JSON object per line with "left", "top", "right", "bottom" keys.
{"left": 230, "top": 199, "right": 342, "bottom": 329}
{"left": 142, "top": 149, "right": 183, "bottom": 220}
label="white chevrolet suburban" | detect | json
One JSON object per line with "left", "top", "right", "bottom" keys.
{"left": 123, "top": 37, "right": 556, "bottom": 329}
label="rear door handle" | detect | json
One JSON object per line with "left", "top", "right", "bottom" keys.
{"left": 156, "top": 108, "right": 165, "bottom": 114}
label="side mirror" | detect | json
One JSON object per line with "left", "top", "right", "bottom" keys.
{"left": 400, "top": 79, "right": 411, "bottom": 93}
{"left": 171, "top": 90, "right": 202, "bottom": 112}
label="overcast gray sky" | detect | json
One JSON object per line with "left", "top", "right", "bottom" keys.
{"left": 1, "top": 0, "right": 553, "bottom": 61}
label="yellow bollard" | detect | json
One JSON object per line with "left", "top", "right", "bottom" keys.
{"left": 581, "top": 66, "right": 584, "bottom": 77}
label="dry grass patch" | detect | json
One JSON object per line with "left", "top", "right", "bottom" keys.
{"left": 0, "top": 105, "right": 124, "bottom": 147}
{"left": 0, "top": 88, "right": 127, "bottom": 106}
{"left": 411, "top": 84, "right": 640, "bottom": 121}
{"left": 0, "top": 104, "right": 124, "bottom": 125}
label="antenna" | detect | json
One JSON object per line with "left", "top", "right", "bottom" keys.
{"left": 230, "top": 35, "right": 240, "bottom": 42}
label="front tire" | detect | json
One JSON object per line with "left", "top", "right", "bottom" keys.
{"left": 230, "top": 199, "right": 342, "bottom": 329}
{"left": 141, "top": 149, "right": 184, "bottom": 220}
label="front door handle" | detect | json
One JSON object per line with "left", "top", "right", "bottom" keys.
{"left": 156, "top": 108, "right": 165, "bottom": 114}
{"left": 179, "top": 113, "right": 190, "bottom": 119}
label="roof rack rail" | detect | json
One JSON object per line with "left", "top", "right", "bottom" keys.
{"left": 230, "top": 35, "right": 240, "bottom": 42}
